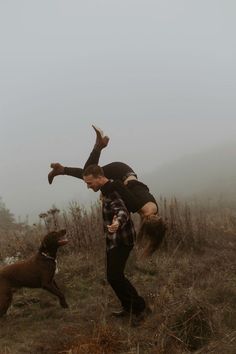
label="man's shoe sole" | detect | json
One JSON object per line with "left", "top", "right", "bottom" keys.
{"left": 111, "top": 310, "right": 129, "bottom": 318}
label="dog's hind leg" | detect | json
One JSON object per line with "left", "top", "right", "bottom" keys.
{"left": 0, "top": 286, "right": 13, "bottom": 317}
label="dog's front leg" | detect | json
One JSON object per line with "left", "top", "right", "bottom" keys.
{"left": 53, "top": 279, "right": 60, "bottom": 290}
{"left": 0, "top": 287, "right": 13, "bottom": 317}
{"left": 42, "top": 282, "right": 69, "bottom": 308}
{"left": 0, "top": 294, "right": 13, "bottom": 317}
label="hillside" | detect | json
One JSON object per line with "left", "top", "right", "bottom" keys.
{"left": 143, "top": 143, "right": 236, "bottom": 202}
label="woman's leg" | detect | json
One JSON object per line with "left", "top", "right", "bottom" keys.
{"left": 48, "top": 125, "right": 109, "bottom": 183}
{"left": 83, "top": 125, "right": 109, "bottom": 169}
{"left": 83, "top": 148, "right": 102, "bottom": 170}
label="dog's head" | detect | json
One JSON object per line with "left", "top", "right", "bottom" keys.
{"left": 40, "top": 229, "right": 68, "bottom": 256}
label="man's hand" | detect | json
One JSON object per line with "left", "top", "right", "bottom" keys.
{"left": 48, "top": 162, "right": 65, "bottom": 184}
{"left": 107, "top": 216, "right": 120, "bottom": 233}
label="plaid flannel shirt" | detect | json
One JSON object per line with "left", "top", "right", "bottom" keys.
{"left": 102, "top": 191, "right": 136, "bottom": 250}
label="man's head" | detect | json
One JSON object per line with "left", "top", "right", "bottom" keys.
{"left": 83, "top": 164, "right": 108, "bottom": 192}
{"left": 137, "top": 215, "right": 167, "bottom": 257}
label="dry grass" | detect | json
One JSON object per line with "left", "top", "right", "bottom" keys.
{"left": 0, "top": 198, "right": 236, "bottom": 353}
{"left": 62, "top": 324, "right": 125, "bottom": 354}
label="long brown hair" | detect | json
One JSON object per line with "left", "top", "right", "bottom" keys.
{"left": 137, "top": 216, "right": 167, "bottom": 257}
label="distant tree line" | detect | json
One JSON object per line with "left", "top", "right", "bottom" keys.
{"left": 0, "top": 197, "right": 15, "bottom": 231}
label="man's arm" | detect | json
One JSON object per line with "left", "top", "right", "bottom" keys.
{"left": 107, "top": 195, "right": 130, "bottom": 233}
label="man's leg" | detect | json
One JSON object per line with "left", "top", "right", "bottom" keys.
{"left": 106, "top": 246, "right": 146, "bottom": 315}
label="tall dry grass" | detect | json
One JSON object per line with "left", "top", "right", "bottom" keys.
{"left": 0, "top": 198, "right": 236, "bottom": 353}
{"left": 1, "top": 197, "right": 235, "bottom": 260}
{"left": 159, "top": 196, "right": 236, "bottom": 252}
{"left": 1, "top": 196, "right": 235, "bottom": 273}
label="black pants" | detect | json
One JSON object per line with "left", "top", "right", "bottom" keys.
{"left": 106, "top": 245, "right": 145, "bottom": 314}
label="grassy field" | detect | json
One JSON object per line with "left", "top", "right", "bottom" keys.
{"left": 0, "top": 199, "right": 236, "bottom": 354}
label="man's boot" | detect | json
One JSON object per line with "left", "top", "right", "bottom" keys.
{"left": 111, "top": 308, "right": 129, "bottom": 318}
{"left": 48, "top": 163, "right": 65, "bottom": 184}
{"left": 92, "top": 125, "right": 109, "bottom": 150}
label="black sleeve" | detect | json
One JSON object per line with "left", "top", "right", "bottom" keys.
{"left": 63, "top": 148, "right": 102, "bottom": 180}
{"left": 101, "top": 180, "right": 141, "bottom": 213}
{"left": 63, "top": 167, "right": 84, "bottom": 179}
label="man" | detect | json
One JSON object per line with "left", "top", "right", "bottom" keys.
{"left": 83, "top": 164, "right": 146, "bottom": 318}
{"left": 48, "top": 126, "right": 166, "bottom": 256}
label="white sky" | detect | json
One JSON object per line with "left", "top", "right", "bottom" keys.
{"left": 0, "top": 1, "right": 235, "bottom": 222}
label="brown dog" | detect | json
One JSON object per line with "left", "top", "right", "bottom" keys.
{"left": 0, "top": 229, "right": 69, "bottom": 317}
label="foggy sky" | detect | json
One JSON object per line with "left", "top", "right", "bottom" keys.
{"left": 0, "top": 1, "right": 236, "bottom": 222}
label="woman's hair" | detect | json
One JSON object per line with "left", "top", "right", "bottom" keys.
{"left": 137, "top": 215, "right": 167, "bottom": 257}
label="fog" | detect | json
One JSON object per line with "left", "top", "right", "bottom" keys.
{"left": 1, "top": 1, "right": 235, "bottom": 222}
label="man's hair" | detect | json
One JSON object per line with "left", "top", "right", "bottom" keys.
{"left": 137, "top": 216, "right": 167, "bottom": 257}
{"left": 83, "top": 164, "right": 105, "bottom": 178}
